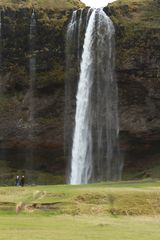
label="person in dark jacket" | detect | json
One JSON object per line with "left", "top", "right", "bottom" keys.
{"left": 20, "top": 176, "right": 25, "bottom": 187}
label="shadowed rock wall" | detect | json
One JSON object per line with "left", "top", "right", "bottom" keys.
{"left": 0, "top": 7, "right": 72, "bottom": 184}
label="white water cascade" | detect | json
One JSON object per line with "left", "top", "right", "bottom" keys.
{"left": 65, "top": 9, "right": 87, "bottom": 171}
{"left": 70, "top": 8, "right": 122, "bottom": 184}
{"left": 77, "top": 9, "right": 83, "bottom": 65}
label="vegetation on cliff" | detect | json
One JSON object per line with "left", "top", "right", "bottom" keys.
{"left": 0, "top": 0, "right": 85, "bottom": 10}
{"left": 108, "top": 0, "right": 160, "bottom": 28}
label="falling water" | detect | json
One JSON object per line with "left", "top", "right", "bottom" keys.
{"left": 86, "top": 8, "right": 93, "bottom": 27}
{"left": 77, "top": 9, "right": 83, "bottom": 65}
{"left": 25, "top": 10, "right": 37, "bottom": 181}
{"left": 65, "top": 9, "right": 87, "bottom": 174}
{"left": 65, "top": 10, "right": 78, "bottom": 164}
{"left": 70, "top": 9, "right": 122, "bottom": 184}
{"left": 29, "top": 9, "right": 36, "bottom": 127}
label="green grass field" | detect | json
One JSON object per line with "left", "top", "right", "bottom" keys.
{"left": 0, "top": 181, "right": 160, "bottom": 240}
{"left": 0, "top": 215, "right": 160, "bottom": 240}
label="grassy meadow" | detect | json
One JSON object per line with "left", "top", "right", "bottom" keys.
{"left": 0, "top": 181, "right": 160, "bottom": 239}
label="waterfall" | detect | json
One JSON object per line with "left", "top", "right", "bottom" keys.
{"left": 29, "top": 10, "right": 36, "bottom": 127}
{"left": 70, "top": 8, "right": 122, "bottom": 184}
{"left": 65, "top": 9, "right": 86, "bottom": 176}
{"left": 86, "top": 8, "right": 93, "bottom": 27}
{"left": 77, "top": 9, "right": 83, "bottom": 65}
{"left": 65, "top": 10, "right": 78, "bottom": 166}
{"left": 25, "top": 10, "right": 37, "bottom": 180}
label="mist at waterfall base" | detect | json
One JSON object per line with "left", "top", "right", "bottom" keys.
{"left": 66, "top": 9, "right": 122, "bottom": 185}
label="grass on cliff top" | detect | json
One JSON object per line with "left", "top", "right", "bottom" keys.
{"left": 109, "top": 0, "right": 160, "bottom": 29}
{"left": 0, "top": 0, "right": 85, "bottom": 10}
{"left": 0, "top": 182, "right": 160, "bottom": 240}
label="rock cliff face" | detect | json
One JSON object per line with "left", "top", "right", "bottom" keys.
{"left": 0, "top": 0, "right": 85, "bottom": 184}
{"left": 0, "top": 0, "right": 159, "bottom": 184}
{"left": 105, "top": 0, "right": 160, "bottom": 179}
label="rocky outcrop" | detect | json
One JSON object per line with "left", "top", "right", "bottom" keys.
{"left": 0, "top": 1, "right": 85, "bottom": 185}
{"left": 105, "top": 0, "right": 160, "bottom": 179}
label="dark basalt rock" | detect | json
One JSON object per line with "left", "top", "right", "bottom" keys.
{"left": 105, "top": 0, "right": 160, "bottom": 179}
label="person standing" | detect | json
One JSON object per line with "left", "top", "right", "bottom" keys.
{"left": 15, "top": 176, "right": 20, "bottom": 186}
{"left": 20, "top": 176, "right": 25, "bottom": 187}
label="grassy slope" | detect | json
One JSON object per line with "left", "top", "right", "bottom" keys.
{"left": 0, "top": 182, "right": 160, "bottom": 240}
{"left": 0, "top": 0, "right": 85, "bottom": 9}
